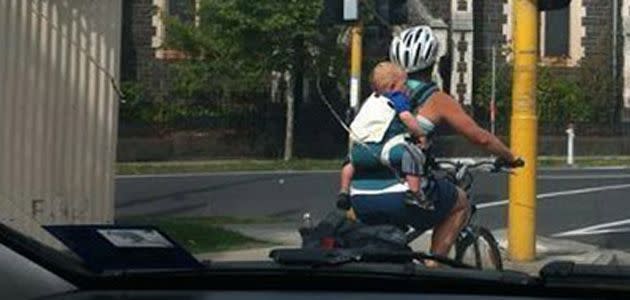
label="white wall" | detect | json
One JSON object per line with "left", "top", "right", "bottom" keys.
{"left": 0, "top": 0, "right": 121, "bottom": 245}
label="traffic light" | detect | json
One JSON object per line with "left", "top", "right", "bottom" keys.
{"left": 538, "top": 0, "right": 571, "bottom": 11}
{"left": 320, "top": 0, "right": 344, "bottom": 25}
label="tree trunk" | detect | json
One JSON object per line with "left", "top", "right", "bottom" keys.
{"left": 283, "top": 70, "right": 294, "bottom": 161}
{"left": 271, "top": 71, "right": 282, "bottom": 103}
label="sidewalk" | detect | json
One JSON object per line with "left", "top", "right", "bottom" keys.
{"left": 195, "top": 223, "right": 630, "bottom": 275}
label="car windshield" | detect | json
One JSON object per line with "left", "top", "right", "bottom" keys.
{"left": 2, "top": 0, "right": 630, "bottom": 282}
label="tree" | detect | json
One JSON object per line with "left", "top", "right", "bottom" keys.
{"left": 163, "top": 0, "right": 324, "bottom": 160}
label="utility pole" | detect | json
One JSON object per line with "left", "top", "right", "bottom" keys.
{"left": 346, "top": 0, "right": 361, "bottom": 150}
{"left": 508, "top": 0, "right": 539, "bottom": 262}
{"left": 283, "top": 70, "right": 294, "bottom": 161}
{"left": 612, "top": 0, "right": 619, "bottom": 123}
{"left": 491, "top": 45, "right": 497, "bottom": 135}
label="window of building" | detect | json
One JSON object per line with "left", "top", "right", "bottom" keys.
{"left": 503, "top": 0, "right": 584, "bottom": 66}
{"left": 543, "top": 6, "right": 570, "bottom": 57}
{"left": 152, "top": 0, "right": 198, "bottom": 60}
{"left": 168, "top": 0, "right": 196, "bottom": 25}
{"left": 538, "top": 0, "right": 584, "bottom": 66}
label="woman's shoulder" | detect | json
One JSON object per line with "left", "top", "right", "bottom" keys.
{"left": 431, "top": 91, "right": 456, "bottom": 101}
{"left": 419, "top": 91, "right": 462, "bottom": 123}
{"left": 428, "top": 91, "right": 461, "bottom": 109}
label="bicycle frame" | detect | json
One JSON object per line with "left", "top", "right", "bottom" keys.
{"left": 405, "top": 152, "right": 499, "bottom": 244}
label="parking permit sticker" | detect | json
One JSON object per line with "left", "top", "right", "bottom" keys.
{"left": 97, "top": 229, "right": 174, "bottom": 248}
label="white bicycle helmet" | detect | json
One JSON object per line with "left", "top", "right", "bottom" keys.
{"left": 389, "top": 26, "right": 439, "bottom": 73}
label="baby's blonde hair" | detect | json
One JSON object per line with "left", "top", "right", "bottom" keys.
{"left": 370, "top": 61, "right": 407, "bottom": 95}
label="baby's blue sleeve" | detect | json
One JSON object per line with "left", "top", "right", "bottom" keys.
{"left": 384, "top": 91, "right": 411, "bottom": 114}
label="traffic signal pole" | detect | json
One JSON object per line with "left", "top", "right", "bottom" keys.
{"left": 350, "top": 23, "right": 362, "bottom": 110}
{"left": 348, "top": 22, "right": 362, "bottom": 149}
{"left": 508, "top": 0, "right": 538, "bottom": 261}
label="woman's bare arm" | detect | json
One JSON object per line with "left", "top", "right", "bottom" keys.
{"left": 434, "top": 93, "right": 515, "bottom": 161}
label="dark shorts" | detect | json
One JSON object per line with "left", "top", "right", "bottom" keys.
{"left": 350, "top": 178, "right": 458, "bottom": 233}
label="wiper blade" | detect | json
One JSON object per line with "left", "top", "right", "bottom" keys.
{"left": 270, "top": 248, "right": 360, "bottom": 266}
{"left": 542, "top": 261, "right": 630, "bottom": 279}
{"left": 541, "top": 261, "right": 630, "bottom": 290}
{"left": 269, "top": 248, "right": 474, "bottom": 269}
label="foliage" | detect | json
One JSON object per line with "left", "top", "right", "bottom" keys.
{"left": 119, "top": 81, "right": 147, "bottom": 122}
{"left": 162, "top": 0, "right": 327, "bottom": 102}
{"left": 473, "top": 62, "right": 513, "bottom": 128}
{"left": 119, "top": 81, "right": 249, "bottom": 134}
{"left": 537, "top": 68, "right": 593, "bottom": 123}
{"left": 474, "top": 59, "right": 616, "bottom": 129}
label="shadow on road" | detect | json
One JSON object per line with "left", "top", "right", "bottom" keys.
{"left": 116, "top": 175, "right": 303, "bottom": 209}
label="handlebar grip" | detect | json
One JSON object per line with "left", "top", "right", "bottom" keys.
{"left": 494, "top": 157, "right": 525, "bottom": 170}
{"left": 512, "top": 157, "right": 525, "bottom": 168}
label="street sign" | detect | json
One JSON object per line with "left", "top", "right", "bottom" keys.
{"left": 344, "top": 0, "right": 359, "bottom": 21}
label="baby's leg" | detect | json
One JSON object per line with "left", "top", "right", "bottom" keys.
{"left": 339, "top": 161, "right": 354, "bottom": 194}
{"left": 401, "top": 143, "right": 425, "bottom": 184}
{"left": 337, "top": 159, "right": 354, "bottom": 210}
{"left": 406, "top": 174, "right": 421, "bottom": 193}
{"left": 401, "top": 144, "right": 434, "bottom": 210}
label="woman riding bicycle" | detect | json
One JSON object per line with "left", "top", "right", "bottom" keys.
{"left": 347, "top": 26, "right": 522, "bottom": 267}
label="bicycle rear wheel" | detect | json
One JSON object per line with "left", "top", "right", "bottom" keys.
{"left": 454, "top": 225, "right": 503, "bottom": 270}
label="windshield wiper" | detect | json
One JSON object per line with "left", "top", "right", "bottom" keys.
{"left": 269, "top": 248, "right": 473, "bottom": 269}
{"left": 541, "top": 261, "right": 630, "bottom": 291}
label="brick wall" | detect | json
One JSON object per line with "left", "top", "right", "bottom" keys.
{"left": 120, "top": 0, "right": 621, "bottom": 108}
{"left": 121, "top": 0, "right": 172, "bottom": 101}
{"left": 582, "top": 0, "right": 612, "bottom": 60}
{"left": 472, "top": 0, "right": 507, "bottom": 66}
{"left": 422, "top": 0, "right": 451, "bottom": 23}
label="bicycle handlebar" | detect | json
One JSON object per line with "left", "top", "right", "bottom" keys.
{"left": 431, "top": 158, "right": 524, "bottom": 186}
{"left": 434, "top": 159, "right": 499, "bottom": 173}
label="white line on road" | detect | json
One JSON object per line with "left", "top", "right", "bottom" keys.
{"left": 553, "top": 219, "right": 630, "bottom": 237}
{"left": 477, "top": 183, "right": 630, "bottom": 209}
{"left": 539, "top": 174, "right": 630, "bottom": 180}
{"left": 115, "top": 162, "right": 630, "bottom": 179}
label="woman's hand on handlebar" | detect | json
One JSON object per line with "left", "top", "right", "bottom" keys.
{"left": 494, "top": 156, "right": 525, "bottom": 170}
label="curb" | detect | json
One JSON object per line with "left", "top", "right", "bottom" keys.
{"left": 492, "top": 229, "right": 630, "bottom": 275}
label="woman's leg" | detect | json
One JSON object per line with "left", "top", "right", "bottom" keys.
{"left": 427, "top": 187, "right": 470, "bottom": 267}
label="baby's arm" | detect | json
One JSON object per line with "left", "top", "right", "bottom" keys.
{"left": 398, "top": 111, "right": 425, "bottom": 139}
{"left": 386, "top": 91, "right": 425, "bottom": 139}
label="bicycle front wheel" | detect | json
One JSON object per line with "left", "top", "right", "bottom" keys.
{"left": 454, "top": 225, "right": 503, "bottom": 270}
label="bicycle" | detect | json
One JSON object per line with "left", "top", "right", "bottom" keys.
{"left": 403, "top": 154, "right": 520, "bottom": 270}
{"left": 325, "top": 141, "right": 522, "bottom": 270}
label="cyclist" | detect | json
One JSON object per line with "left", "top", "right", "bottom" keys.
{"left": 348, "top": 26, "right": 522, "bottom": 267}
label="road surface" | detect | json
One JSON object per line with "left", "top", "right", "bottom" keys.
{"left": 116, "top": 167, "right": 630, "bottom": 250}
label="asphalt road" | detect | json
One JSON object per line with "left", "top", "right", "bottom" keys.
{"left": 116, "top": 167, "right": 630, "bottom": 250}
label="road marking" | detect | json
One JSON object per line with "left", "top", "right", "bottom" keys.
{"left": 553, "top": 219, "right": 630, "bottom": 237}
{"left": 539, "top": 174, "right": 630, "bottom": 180}
{"left": 477, "top": 183, "right": 630, "bottom": 209}
{"left": 540, "top": 166, "right": 630, "bottom": 171}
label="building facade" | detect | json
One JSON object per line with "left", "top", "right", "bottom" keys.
{"left": 122, "top": 0, "right": 629, "bottom": 120}
{"left": 0, "top": 0, "right": 121, "bottom": 245}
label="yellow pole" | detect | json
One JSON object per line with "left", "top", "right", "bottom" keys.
{"left": 508, "top": 0, "right": 538, "bottom": 261}
{"left": 349, "top": 23, "right": 362, "bottom": 150}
